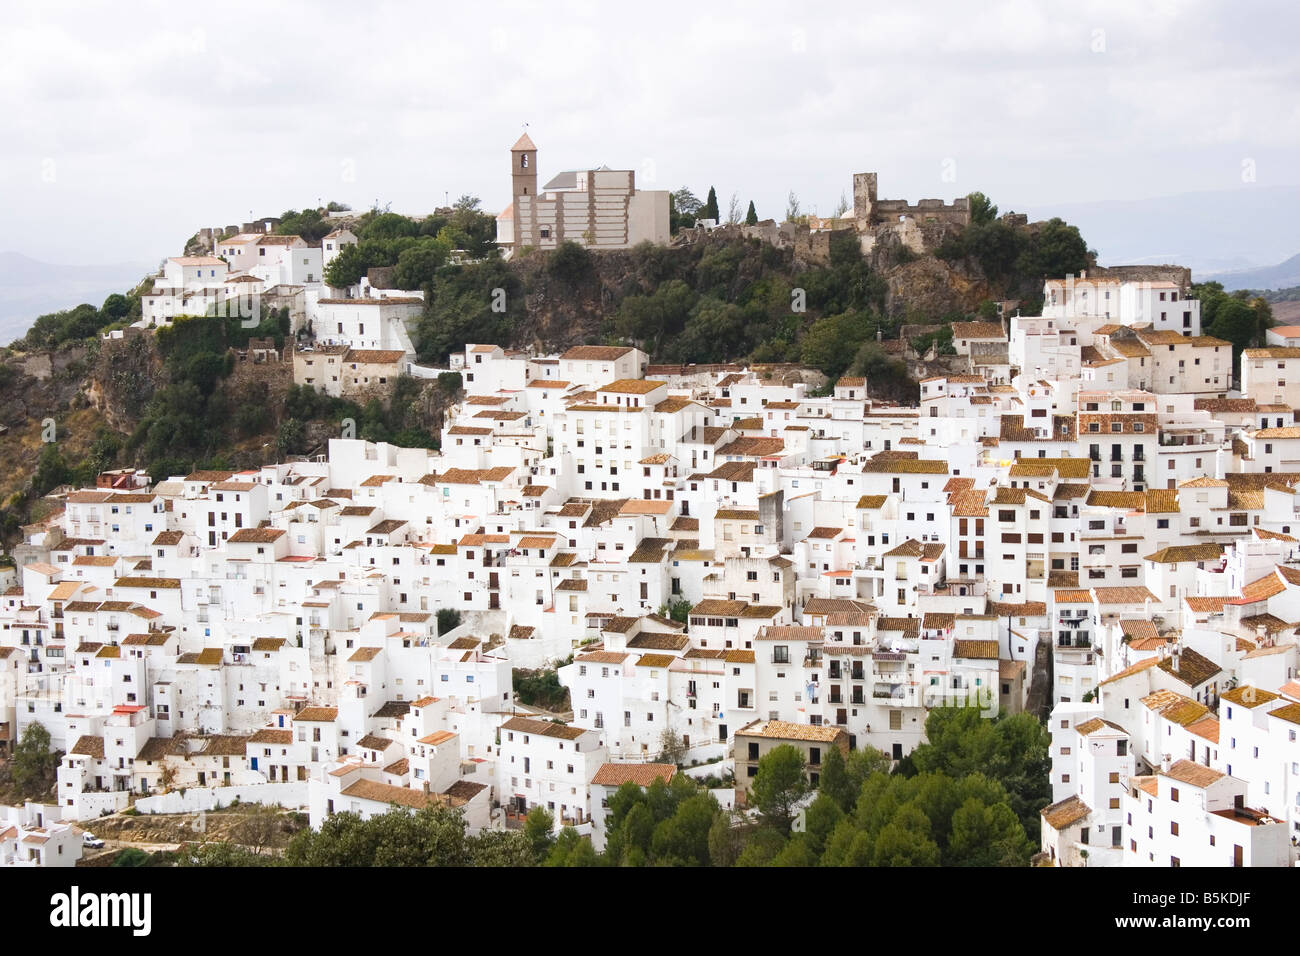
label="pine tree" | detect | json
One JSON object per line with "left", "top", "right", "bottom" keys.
{"left": 745, "top": 200, "right": 758, "bottom": 225}
{"left": 702, "top": 186, "right": 720, "bottom": 223}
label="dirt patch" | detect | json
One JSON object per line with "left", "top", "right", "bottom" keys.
{"left": 90, "top": 805, "right": 307, "bottom": 849}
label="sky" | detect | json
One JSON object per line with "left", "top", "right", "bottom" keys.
{"left": 1, "top": 0, "right": 1297, "bottom": 269}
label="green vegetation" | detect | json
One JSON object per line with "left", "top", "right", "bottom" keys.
{"left": 1193, "top": 281, "right": 1274, "bottom": 359}
{"left": 910, "top": 325, "right": 956, "bottom": 356}
{"left": 657, "top": 598, "right": 693, "bottom": 624}
{"left": 11, "top": 722, "right": 59, "bottom": 798}
{"left": 11, "top": 289, "right": 143, "bottom": 350}
{"left": 669, "top": 187, "right": 701, "bottom": 234}
{"left": 436, "top": 609, "right": 462, "bottom": 635}
{"left": 512, "top": 660, "right": 572, "bottom": 713}
{"left": 701, "top": 186, "right": 720, "bottom": 223}
{"left": 936, "top": 215, "right": 1090, "bottom": 307}
{"left": 908, "top": 706, "right": 1052, "bottom": 836}
{"left": 745, "top": 200, "right": 759, "bottom": 225}
{"left": 181, "top": 707, "right": 1042, "bottom": 868}
{"left": 323, "top": 197, "right": 498, "bottom": 290}
{"left": 414, "top": 257, "right": 525, "bottom": 363}
{"left": 283, "top": 804, "right": 542, "bottom": 866}
{"left": 967, "top": 191, "right": 998, "bottom": 226}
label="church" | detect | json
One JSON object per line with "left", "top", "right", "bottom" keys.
{"left": 494, "top": 132, "right": 671, "bottom": 254}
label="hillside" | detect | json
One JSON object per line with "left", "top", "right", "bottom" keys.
{"left": 1206, "top": 252, "right": 1300, "bottom": 292}
{"left": 0, "top": 210, "right": 1090, "bottom": 547}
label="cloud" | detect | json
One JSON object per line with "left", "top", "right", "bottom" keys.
{"left": 0, "top": 0, "right": 1295, "bottom": 264}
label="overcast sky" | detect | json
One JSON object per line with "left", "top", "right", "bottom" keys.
{"left": 1, "top": 0, "right": 1296, "bottom": 267}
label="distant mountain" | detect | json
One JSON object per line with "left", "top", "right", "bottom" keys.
{"left": 1023, "top": 185, "right": 1300, "bottom": 281}
{"left": 0, "top": 251, "right": 153, "bottom": 344}
{"left": 1203, "top": 253, "right": 1300, "bottom": 292}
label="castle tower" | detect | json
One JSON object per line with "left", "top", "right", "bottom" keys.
{"left": 852, "top": 172, "right": 878, "bottom": 225}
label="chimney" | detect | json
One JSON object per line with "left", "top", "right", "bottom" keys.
{"left": 1161, "top": 753, "right": 1172, "bottom": 773}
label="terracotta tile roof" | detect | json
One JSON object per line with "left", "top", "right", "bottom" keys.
{"left": 626, "top": 632, "right": 690, "bottom": 652}
{"left": 70, "top": 735, "right": 105, "bottom": 758}
{"left": 738, "top": 719, "right": 845, "bottom": 743}
{"left": 635, "top": 653, "right": 676, "bottom": 668}
{"left": 1075, "top": 717, "right": 1127, "bottom": 736}
{"left": 1156, "top": 647, "right": 1221, "bottom": 688}
{"left": 339, "top": 779, "right": 448, "bottom": 810}
{"left": 1165, "top": 759, "right": 1225, "bottom": 788}
{"left": 202, "top": 735, "right": 251, "bottom": 756}
{"left": 138, "top": 736, "right": 186, "bottom": 761}
{"left": 862, "top": 457, "right": 949, "bottom": 474}
{"left": 1186, "top": 716, "right": 1220, "bottom": 744}
{"left": 1098, "top": 656, "right": 1158, "bottom": 686}
{"left": 576, "top": 651, "right": 629, "bottom": 665}
{"left": 114, "top": 576, "right": 181, "bottom": 589}
{"left": 1221, "top": 686, "right": 1279, "bottom": 708}
{"left": 1092, "top": 586, "right": 1157, "bottom": 605}
{"left": 500, "top": 716, "right": 587, "bottom": 740}
{"left": 1142, "top": 689, "right": 1210, "bottom": 725}
{"left": 591, "top": 763, "right": 677, "bottom": 787}
{"left": 248, "top": 728, "right": 292, "bottom": 745}
{"left": 294, "top": 707, "right": 338, "bottom": 722}
{"left": 560, "top": 345, "right": 634, "bottom": 361}
{"left": 228, "top": 527, "right": 285, "bottom": 544}
{"left": 953, "top": 639, "right": 999, "bottom": 659}
{"left": 1268, "top": 703, "right": 1300, "bottom": 726}
{"left": 1040, "top": 794, "right": 1092, "bottom": 830}
{"left": 1239, "top": 571, "right": 1286, "bottom": 603}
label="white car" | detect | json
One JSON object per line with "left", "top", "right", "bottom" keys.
{"left": 82, "top": 833, "right": 105, "bottom": 849}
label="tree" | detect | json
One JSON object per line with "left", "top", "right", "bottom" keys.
{"left": 845, "top": 747, "right": 892, "bottom": 797}
{"left": 31, "top": 444, "right": 72, "bottom": 497}
{"left": 437, "top": 371, "right": 463, "bottom": 395}
{"left": 392, "top": 239, "right": 452, "bottom": 290}
{"left": 745, "top": 200, "right": 758, "bottom": 225}
{"left": 707, "top": 810, "right": 745, "bottom": 866}
{"left": 871, "top": 804, "right": 941, "bottom": 866}
{"left": 671, "top": 187, "right": 702, "bottom": 217}
{"left": 818, "top": 745, "right": 854, "bottom": 811}
{"left": 832, "top": 191, "right": 850, "bottom": 218}
{"left": 1209, "top": 297, "right": 1263, "bottom": 357}
{"left": 785, "top": 191, "right": 801, "bottom": 222}
{"left": 548, "top": 241, "right": 594, "bottom": 287}
{"left": 436, "top": 608, "right": 461, "bottom": 635}
{"left": 701, "top": 186, "right": 720, "bottom": 223}
{"left": 12, "top": 722, "right": 58, "bottom": 797}
{"left": 230, "top": 807, "right": 285, "bottom": 856}
{"left": 908, "top": 707, "right": 1051, "bottom": 836}
{"left": 726, "top": 192, "right": 742, "bottom": 225}
{"left": 522, "top": 807, "right": 556, "bottom": 862}
{"left": 654, "top": 729, "right": 688, "bottom": 767}
{"left": 750, "top": 744, "right": 809, "bottom": 832}
{"left": 650, "top": 793, "right": 718, "bottom": 865}
{"left": 285, "top": 805, "right": 473, "bottom": 866}
{"left": 276, "top": 418, "right": 307, "bottom": 456}
{"left": 656, "top": 598, "right": 692, "bottom": 624}
{"left": 967, "top": 191, "right": 999, "bottom": 225}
